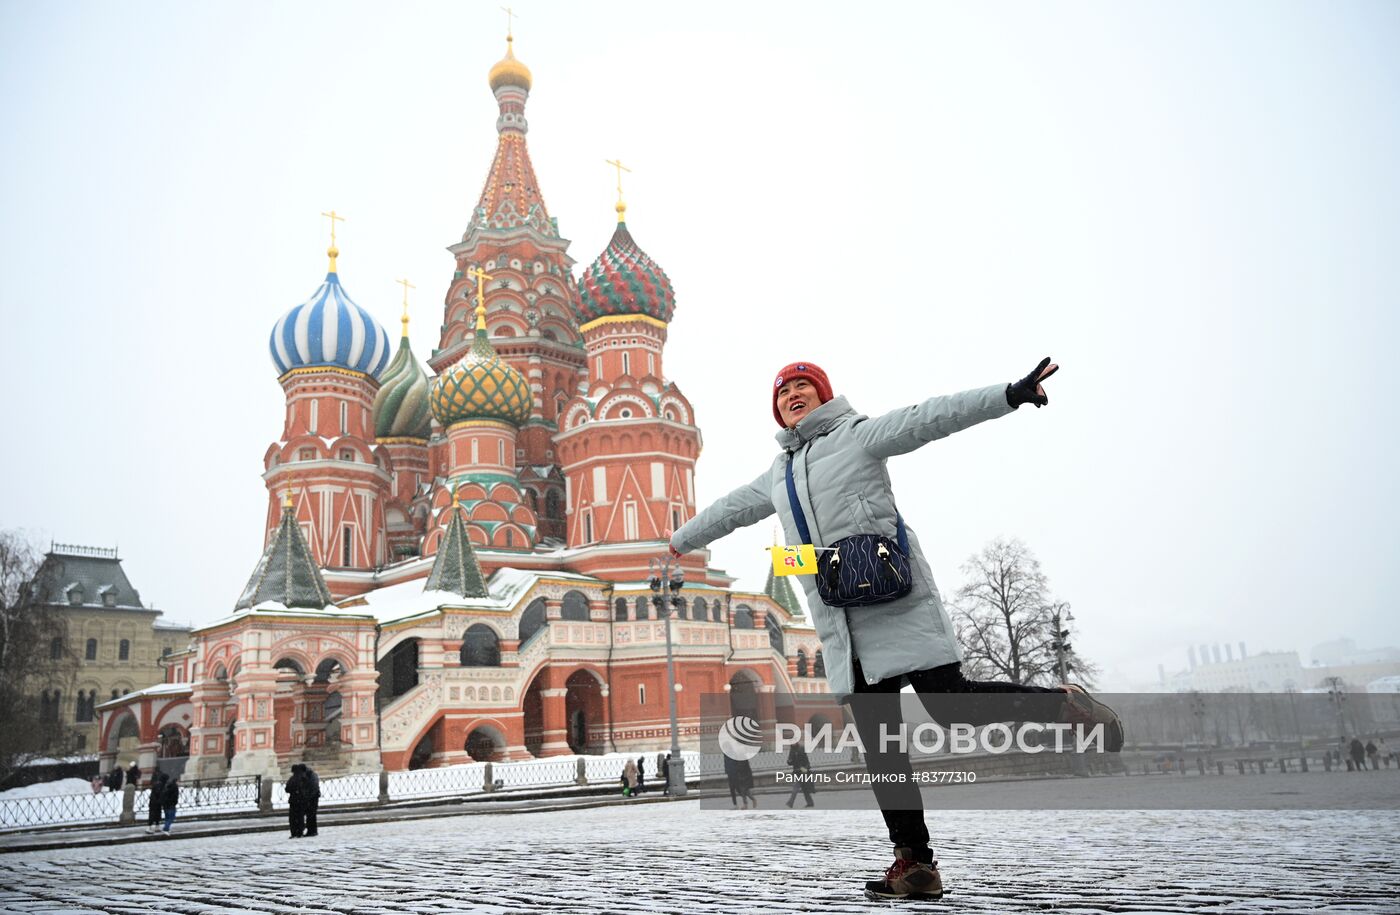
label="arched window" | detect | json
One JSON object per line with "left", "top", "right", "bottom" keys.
{"left": 692, "top": 597, "right": 708, "bottom": 621}
{"left": 85, "top": 638, "right": 97, "bottom": 661}
{"left": 635, "top": 596, "right": 650, "bottom": 621}
{"left": 519, "top": 598, "right": 548, "bottom": 645}
{"left": 561, "top": 591, "right": 590, "bottom": 621}
{"left": 814, "top": 650, "right": 826, "bottom": 678}
{"left": 614, "top": 598, "right": 628, "bottom": 621}
{"left": 50, "top": 637, "right": 63, "bottom": 660}
{"left": 734, "top": 605, "right": 755, "bottom": 629}
{"left": 797, "top": 649, "right": 809, "bottom": 678}
{"left": 673, "top": 598, "right": 686, "bottom": 620}
{"left": 119, "top": 639, "right": 130, "bottom": 661}
{"left": 766, "top": 613, "right": 784, "bottom": 654}
{"left": 460, "top": 625, "right": 501, "bottom": 667}
{"left": 713, "top": 601, "right": 724, "bottom": 623}
{"left": 545, "top": 490, "right": 562, "bottom": 519}
{"left": 376, "top": 638, "right": 420, "bottom": 703}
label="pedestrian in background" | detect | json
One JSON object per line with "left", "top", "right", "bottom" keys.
{"left": 1365, "top": 738, "right": 1380, "bottom": 771}
{"left": 126, "top": 761, "right": 141, "bottom": 788}
{"left": 785, "top": 743, "right": 815, "bottom": 808}
{"left": 106, "top": 766, "right": 124, "bottom": 792}
{"left": 303, "top": 764, "right": 321, "bottom": 837}
{"left": 286, "top": 764, "right": 307, "bottom": 838}
{"left": 660, "top": 754, "right": 671, "bottom": 796}
{"left": 158, "top": 775, "right": 179, "bottom": 835}
{"left": 635, "top": 756, "right": 646, "bottom": 795}
{"left": 145, "top": 771, "right": 169, "bottom": 834}
{"left": 1349, "top": 737, "right": 1366, "bottom": 772}
{"left": 621, "top": 758, "right": 639, "bottom": 797}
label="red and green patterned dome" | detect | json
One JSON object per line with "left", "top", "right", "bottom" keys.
{"left": 577, "top": 222, "right": 676, "bottom": 325}
{"left": 430, "top": 307, "right": 532, "bottom": 427}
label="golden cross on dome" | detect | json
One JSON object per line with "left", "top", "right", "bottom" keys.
{"left": 283, "top": 489, "right": 295, "bottom": 511}
{"left": 501, "top": 5, "right": 517, "bottom": 39}
{"left": 396, "top": 277, "right": 415, "bottom": 336}
{"left": 452, "top": 483, "right": 461, "bottom": 510}
{"left": 605, "top": 158, "right": 631, "bottom": 223}
{"left": 320, "top": 210, "right": 345, "bottom": 272}
{"left": 466, "top": 265, "right": 494, "bottom": 331}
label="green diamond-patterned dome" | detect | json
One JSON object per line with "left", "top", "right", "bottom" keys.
{"left": 430, "top": 308, "right": 532, "bottom": 427}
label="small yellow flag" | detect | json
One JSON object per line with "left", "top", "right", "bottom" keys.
{"left": 770, "top": 545, "right": 818, "bottom": 576}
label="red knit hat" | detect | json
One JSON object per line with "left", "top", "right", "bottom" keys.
{"left": 772, "top": 362, "right": 833, "bottom": 427}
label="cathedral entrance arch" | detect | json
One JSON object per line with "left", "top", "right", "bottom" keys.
{"left": 728, "top": 669, "right": 763, "bottom": 720}
{"left": 465, "top": 724, "right": 505, "bottom": 762}
{"left": 564, "top": 669, "right": 605, "bottom": 754}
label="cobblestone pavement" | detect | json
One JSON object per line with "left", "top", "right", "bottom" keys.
{"left": 0, "top": 801, "right": 1395, "bottom": 913}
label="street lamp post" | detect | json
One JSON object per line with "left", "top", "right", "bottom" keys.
{"left": 649, "top": 557, "right": 687, "bottom": 797}
{"left": 1050, "top": 604, "right": 1074, "bottom": 684}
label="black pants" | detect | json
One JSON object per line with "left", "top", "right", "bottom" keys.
{"left": 289, "top": 804, "right": 305, "bottom": 837}
{"left": 787, "top": 771, "right": 815, "bottom": 806}
{"left": 845, "top": 658, "right": 1064, "bottom": 857}
{"left": 147, "top": 801, "right": 162, "bottom": 829}
{"left": 305, "top": 798, "right": 319, "bottom": 835}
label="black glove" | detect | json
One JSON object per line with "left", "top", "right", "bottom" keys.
{"left": 1006, "top": 356, "right": 1057, "bottom": 408}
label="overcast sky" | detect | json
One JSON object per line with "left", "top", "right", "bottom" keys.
{"left": 3, "top": 1, "right": 1397, "bottom": 689}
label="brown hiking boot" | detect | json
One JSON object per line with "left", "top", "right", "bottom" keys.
{"left": 864, "top": 848, "right": 944, "bottom": 900}
{"left": 1061, "top": 684, "right": 1125, "bottom": 752}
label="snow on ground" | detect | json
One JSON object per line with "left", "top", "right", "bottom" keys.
{"left": 0, "top": 801, "right": 1396, "bottom": 913}
{"left": 0, "top": 779, "right": 98, "bottom": 799}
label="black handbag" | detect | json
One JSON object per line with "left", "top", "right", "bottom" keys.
{"left": 785, "top": 455, "right": 914, "bottom": 608}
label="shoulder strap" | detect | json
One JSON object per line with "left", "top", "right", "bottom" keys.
{"left": 788, "top": 452, "right": 911, "bottom": 551}
{"left": 784, "top": 454, "right": 813, "bottom": 545}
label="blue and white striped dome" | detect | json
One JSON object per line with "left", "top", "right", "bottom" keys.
{"left": 269, "top": 271, "right": 392, "bottom": 378}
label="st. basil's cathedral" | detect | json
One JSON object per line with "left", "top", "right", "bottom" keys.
{"left": 96, "top": 34, "right": 827, "bottom": 780}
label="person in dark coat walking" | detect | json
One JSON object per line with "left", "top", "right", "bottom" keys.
{"left": 660, "top": 754, "right": 671, "bottom": 797}
{"left": 126, "top": 762, "right": 141, "bottom": 788}
{"left": 303, "top": 764, "right": 321, "bottom": 836}
{"left": 158, "top": 775, "right": 179, "bottom": 835}
{"left": 286, "top": 764, "right": 307, "bottom": 838}
{"left": 106, "top": 766, "right": 124, "bottom": 792}
{"left": 1350, "top": 737, "right": 1367, "bottom": 771}
{"left": 785, "top": 744, "right": 816, "bottom": 808}
{"left": 635, "top": 756, "right": 646, "bottom": 795}
{"left": 145, "top": 771, "right": 168, "bottom": 833}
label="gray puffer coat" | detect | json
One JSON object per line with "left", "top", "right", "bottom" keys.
{"left": 671, "top": 386, "right": 1014, "bottom": 699}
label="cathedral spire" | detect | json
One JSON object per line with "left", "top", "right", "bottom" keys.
{"left": 425, "top": 489, "right": 489, "bottom": 598}
{"left": 235, "top": 495, "right": 334, "bottom": 611}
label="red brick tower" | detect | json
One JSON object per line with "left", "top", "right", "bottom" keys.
{"left": 428, "top": 31, "right": 583, "bottom": 543}
{"left": 553, "top": 188, "right": 703, "bottom": 580}
{"left": 263, "top": 232, "right": 393, "bottom": 573}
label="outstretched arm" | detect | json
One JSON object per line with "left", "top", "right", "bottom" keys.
{"left": 851, "top": 357, "right": 1059, "bottom": 459}
{"left": 670, "top": 469, "right": 775, "bottom": 555}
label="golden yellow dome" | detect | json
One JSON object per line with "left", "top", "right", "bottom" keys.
{"left": 489, "top": 36, "right": 532, "bottom": 92}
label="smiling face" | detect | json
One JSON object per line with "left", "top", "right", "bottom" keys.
{"left": 776, "top": 377, "right": 818, "bottom": 427}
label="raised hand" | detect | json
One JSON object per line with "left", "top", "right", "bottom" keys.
{"left": 1006, "top": 356, "right": 1059, "bottom": 408}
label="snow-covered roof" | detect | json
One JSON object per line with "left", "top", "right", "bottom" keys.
{"left": 96, "top": 681, "right": 192, "bottom": 709}
{"left": 355, "top": 566, "right": 599, "bottom": 625}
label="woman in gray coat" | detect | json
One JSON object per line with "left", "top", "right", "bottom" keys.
{"left": 671, "top": 358, "right": 1119, "bottom": 900}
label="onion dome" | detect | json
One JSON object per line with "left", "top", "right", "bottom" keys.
{"left": 430, "top": 304, "right": 532, "bottom": 427}
{"left": 372, "top": 310, "right": 432, "bottom": 440}
{"left": 577, "top": 222, "right": 676, "bottom": 324}
{"left": 269, "top": 250, "right": 391, "bottom": 378}
{"left": 488, "top": 35, "right": 532, "bottom": 92}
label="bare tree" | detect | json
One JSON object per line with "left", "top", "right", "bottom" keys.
{"left": 0, "top": 530, "right": 77, "bottom": 784}
{"left": 949, "top": 537, "right": 1098, "bottom": 688}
